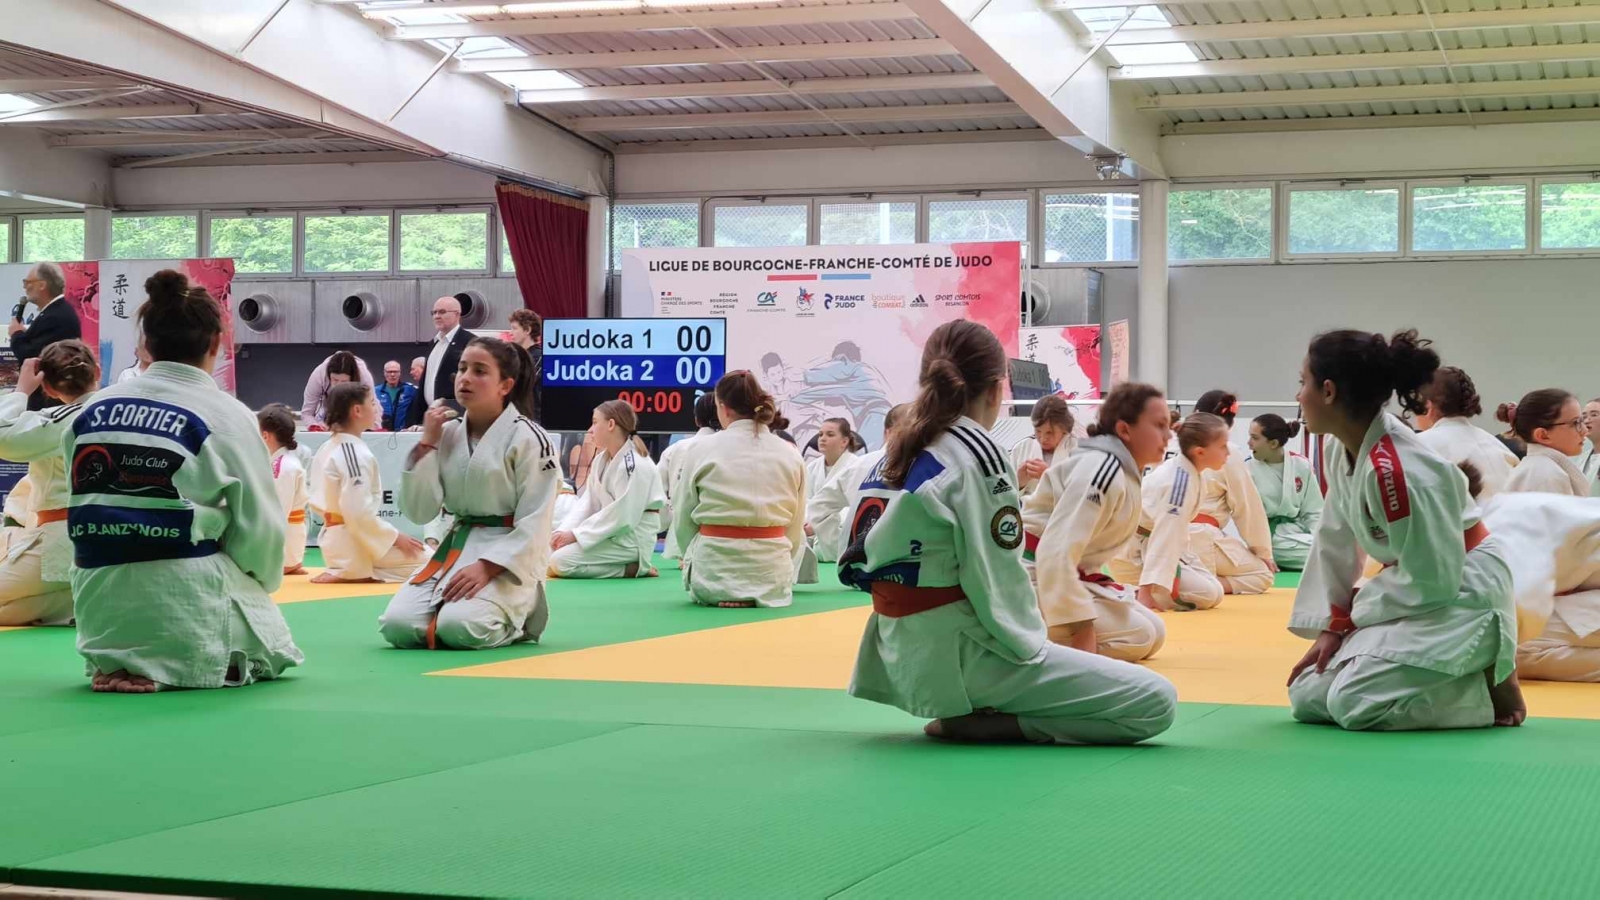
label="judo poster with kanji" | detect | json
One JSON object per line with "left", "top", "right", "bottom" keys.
{"left": 1020, "top": 325, "right": 1102, "bottom": 400}
{"left": 620, "top": 243, "right": 1021, "bottom": 449}
{"left": 97, "top": 258, "right": 237, "bottom": 393}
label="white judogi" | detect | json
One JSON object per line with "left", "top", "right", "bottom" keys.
{"left": 0, "top": 393, "right": 81, "bottom": 626}
{"left": 1009, "top": 435, "right": 1076, "bottom": 497}
{"left": 1189, "top": 447, "right": 1274, "bottom": 595}
{"left": 1505, "top": 444, "right": 1589, "bottom": 497}
{"left": 310, "top": 433, "right": 426, "bottom": 582}
{"left": 674, "top": 419, "right": 806, "bottom": 607}
{"left": 1288, "top": 413, "right": 1515, "bottom": 731}
{"left": 67, "top": 362, "right": 302, "bottom": 687}
{"left": 1246, "top": 453, "right": 1322, "bottom": 571}
{"left": 1416, "top": 416, "right": 1517, "bottom": 501}
{"left": 808, "top": 449, "right": 881, "bottom": 563}
{"left": 378, "top": 406, "right": 559, "bottom": 650}
{"left": 270, "top": 446, "right": 307, "bottom": 572}
{"left": 1571, "top": 438, "right": 1600, "bottom": 497}
{"left": 844, "top": 417, "right": 1175, "bottom": 745}
{"left": 659, "top": 427, "right": 714, "bottom": 561}
{"left": 804, "top": 449, "right": 858, "bottom": 564}
{"left": 1109, "top": 455, "right": 1224, "bottom": 611}
{"left": 1024, "top": 435, "right": 1165, "bottom": 661}
{"left": 549, "top": 444, "right": 664, "bottom": 579}
{"left": 1, "top": 474, "right": 36, "bottom": 557}
{"left": 1480, "top": 492, "right": 1600, "bottom": 682}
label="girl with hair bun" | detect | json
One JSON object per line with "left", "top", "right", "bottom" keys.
{"left": 257, "top": 403, "right": 307, "bottom": 576}
{"left": 1189, "top": 389, "right": 1275, "bottom": 597}
{"left": 1413, "top": 366, "right": 1517, "bottom": 501}
{"left": 1288, "top": 328, "right": 1524, "bottom": 731}
{"left": 673, "top": 369, "right": 806, "bottom": 608}
{"left": 377, "top": 336, "right": 561, "bottom": 650}
{"left": 548, "top": 398, "right": 665, "bottom": 580}
{"left": 1501, "top": 389, "right": 1590, "bottom": 497}
{"left": 1245, "top": 414, "right": 1322, "bottom": 571}
{"left": 0, "top": 340, "right": 98, "bottom": 626}
{"left": 843, "top": 321, "right": 1175, "bottom": 745}
{"left": 1010, "top": 394, "right": 1076, "bottom": 497}
{"left": 67, "top": 270, "right": 302, "bottom": 692}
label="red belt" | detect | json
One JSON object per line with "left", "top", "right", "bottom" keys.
{"left": 36, "top": 508, "right": 67, "bottom": 526}
{"left": 1340, "top": 521, "right": 1492, "bottom": 632}
{"left": 870, "top": 582, "right": 966, "bottom": 618}
{"left": 701, "top": 524, "right": 786, "bottom": 540}
{"left": 1192, "top": 513, "right": 1221, "bottom": 528}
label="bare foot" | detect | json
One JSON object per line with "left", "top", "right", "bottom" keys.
{"left": 644, "top": 567, "right": 659, "bottom": 578}
{"left": 924, "top": 709, "right": 1026, "bottom": 743}
{"left": 283, "top": 565, "right": 306, "bottom": 576}
{"left": 717, "top": 600, "right": 756, "bottom": 608}
{"left": 310, "top": 572, "right": 377, "bottom": 584}
{"left": 93, "top": 670, "right": 160, "bottom": 693}
{"left": 1488, "top": 669, "right": 1527, "bottom": 727}
{"left": 91, "top": 670, "right": 114, "bottom": 692}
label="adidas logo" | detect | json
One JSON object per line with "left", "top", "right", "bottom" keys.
{"left": 541, "top": 460, "right": 557, "bottom": 471}
{"left": 991, "top": 478, "right": 1013, "bottom": 495}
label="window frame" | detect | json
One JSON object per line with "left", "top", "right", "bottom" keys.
{"left": 1166, "top": 182, "right": 1275, "bottom": 266}
{"left": 1531, "top": 176, "right": 1600, "bottom": 256}
{"left": 395, "top": 206, "right": 493, "bottom": 276}
{"left": 1279, "top": 181, "right": 1406, "bottom": 262}
{"left": 608, "top": 199, "right": 703, "bottom": 269}
{"left": 201, "top": 211, "right": 300, "bottom": 278}
{"left": 705, "top": 199, "right": 812, "bottom": 249}
{"left": 812, "top": 195, "right": 921, "bottom": 247}
{"left": 17, "top": 213, "right": 87, "bottom": 263}
{"left": 109, "top": 211, "right": 201, "bottom": 260}
{"left": 1406, "top": 177, "right": 1533, "bottom": 258}
{"left": 0, "top": 215, "right": 14, "bottom": 263}
{"left": 1036, "top": 185, "right": 1141, "bottom": 268}
{"left": 299, "top": 208, "right": 396, "bottom": 276}
{"left": 921, "top": 191, "right": 1032, "bottom": 259}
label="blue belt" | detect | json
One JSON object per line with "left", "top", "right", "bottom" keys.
{"left": 74, "top": 539, "right": 220, "bottom": 570}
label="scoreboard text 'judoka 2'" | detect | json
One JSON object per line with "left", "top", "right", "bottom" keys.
{"left": 540, "top": 317, "right": 727, "bottom": 433}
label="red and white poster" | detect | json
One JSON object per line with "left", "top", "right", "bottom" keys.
{"left": 96, "top": 258, "right": 237, "bottom": 393}
{"left": 1020, "top": 324, "right": 1102, "bottom": 399}
{"left": 620, "top": 242, "right": 1021, "bottom": 448}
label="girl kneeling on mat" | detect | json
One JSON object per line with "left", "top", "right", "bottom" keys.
{"left": 1244, "top": 414, "right": 1322, "bottom": 572}
{"left": 379, "top": 338, "right": 559, "bottom": 650}
{"left": 549, "top": 400, "right": 665, "bottom": 579}
{"left": 673, "top": 370, "right": 806, "bottom": 608}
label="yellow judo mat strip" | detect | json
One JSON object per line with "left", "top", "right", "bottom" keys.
{"left": 437, "top": 588, "right": 1600, "bottom": 720}
{"left": 271, "top": 570, "right": 398, "bottom": 605}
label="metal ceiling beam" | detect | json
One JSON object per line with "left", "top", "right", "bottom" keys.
{"left": 0, "top": 77, "right": 140, "bottom": 93}
{"left": 114, "top": 150, "right": 425, "bottom": 167}
{"left": 612, "top": 126, "right": 1055, "bottom": 151}
{"left": 518, "top": 72, "right": 992, "bottom": 102}
{"left": 1045, "top": 0, "right": 1224, "bottom": 8}
{"left": 389, "top": 4, "right": 918, "bottom": 38}
{"left": 1163, "top": 106, "right": 1600, "bottom": 134}
{"left": 455, "top": 38, "right": 958, "bottom": 71}
{"left": 567, "top": 101, "right": 1023, "bottom": 130}
{"left": 48, "top": 128, "right": 329, "bottom": 148}
{"left": 1113, "top": 43, "right": 1600, "bottom": 79}
{"left": 0, "top": 103, "right": 240, "bottom": 124}
{"left": 1135, "top": 76, "right": 1600, "bottom": 110}
{"left": 1108, "top": 6, "right": 1600, "bottom": 46}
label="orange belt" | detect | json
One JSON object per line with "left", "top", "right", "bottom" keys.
{"left": 1340, "top": 521, "right": 1492, "bottom": 632}
{"left": 324, "top": 513, "right": 345, "bottom": 527}
{"left": 288, "top": 510, "right": 306, "bottom": 525}
{"left": 870, "top": 581, "right": 966, "bottom": 618}
{"left": 701, "top": 524, "right": 786, "bottom": 540}
{"left": 36, "top": 508, "right": 67, "bottom": 525}
{"left": 1192, "top": 513, "right": 1221, "bottom": 528}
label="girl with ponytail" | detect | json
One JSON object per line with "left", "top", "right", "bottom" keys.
{"left": 548, "top": 398, "right": 666, "bottom": 580}
{"left": 843, "top": 321, "right": 1176, "bottom": 746}
{"left": 1501, "top": 388, "right": 1590, "bottom": 497}
{"left": 377, "top": 336, "right": 562, "bottom": 651}
{"left": 673, "top": 369, "right": 806, "bottom": 608}
{"left": 1288, "top": 328, "right": 1525, "bottom": 730}
{"left": 1413, "top": 366, "right": 1518, "bottom": 500}
{"left": 1245, "top": 414, "right": 1321, "bottom": 571}
{"left": 1189, "top": 389, "right": 1277, "bottom": 597}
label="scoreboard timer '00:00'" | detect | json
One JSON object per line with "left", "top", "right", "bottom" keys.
{"left": 539, "top": 317, "right": 727, "bottom": 433}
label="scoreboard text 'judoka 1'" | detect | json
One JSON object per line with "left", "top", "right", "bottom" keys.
{"left": 541, "top": 317, "right": 727, "bottom": 433}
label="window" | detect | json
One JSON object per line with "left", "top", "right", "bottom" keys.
{"left": 1286, "top": 187, "right": 1400, "bottom": 255}
{"left": 500, "top": 229, "right": 515, "bottom": 274}
{"left": 1070, "top": 6, "right": 1199, "bottom": 66}
{"left": 208, "top": 215, "right": 294, "bottom": 274}
{"left": 1043, "top": 192, "right": 1138, "bottom": 262}
{"left": 400, "top": 211, "right": 489, "bottom": 271}
{"left": 110, "top": 214, "right": 198, "bottom": 259}
{"left": 303, "top": 213, "right": 391, "bottom": 273}
{"left": 1169, "top": 187, "right": 1272, "bottom": 261}
{"left": 1539, "top": 182, "right": 1600, "bottom": 251}
{"left": 0, "top": 219, "right": 10, "bottom": 263}
{"left": 20, "top": 216, "right": 84, "bottom": 263}
{"left": 1411, "top": 183, "right": 1527, "bottom": 253}
{"left": 927, "top": 197, "right": 1029, "bottom": 243}
{"left": 818, "top": 201, "right": 916, "bottom": 245}
{"left": 712, "top": 203, "right": 806, "bottom": 248}
{"left": 613, "top": 202, "right": 700, "bottom": 266}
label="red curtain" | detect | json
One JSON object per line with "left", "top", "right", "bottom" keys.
{"left": 497, "top": 181, "right": 589, "bottom": 319}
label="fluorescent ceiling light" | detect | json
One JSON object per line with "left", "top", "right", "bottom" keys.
{"left": 0, "top": 93, "right": 39, "bottom": 114}
{"left": 493, "top": 71, "right": 585, "bottom": 90}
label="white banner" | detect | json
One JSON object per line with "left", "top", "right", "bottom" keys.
{"left": 620, "top": 242, "right": 1022, "bottom": 449}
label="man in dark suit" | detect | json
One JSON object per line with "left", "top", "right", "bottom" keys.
{"left": 408, "top": 295, "right": 472, "bottom": 427}
{"left": 11, "top": 262, "right": 83, "bottom": 410}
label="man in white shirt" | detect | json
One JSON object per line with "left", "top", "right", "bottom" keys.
{"left": 413, "top": 296, "right": 472, "bottom": 427}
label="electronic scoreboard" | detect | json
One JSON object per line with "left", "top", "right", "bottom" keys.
{"left": 540, "top": 317, "right": 727, "bottom": 433}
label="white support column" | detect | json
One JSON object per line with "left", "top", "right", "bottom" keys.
{"left": 586, "top": 195, "right": 610, "bottom": 318}
{"left": 1136, "top": 179, "right": 1169, "bottom": 391}
{"left": 83, "top": 206, "right": 112, "bottom": 260}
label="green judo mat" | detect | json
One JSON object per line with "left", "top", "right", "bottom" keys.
{"left": 2, "top": 566, "right": 1598, "bottom": 899}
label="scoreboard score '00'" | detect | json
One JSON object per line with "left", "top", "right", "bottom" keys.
{"left": 540, "top": 317, "right": 727, "bottom": 433}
